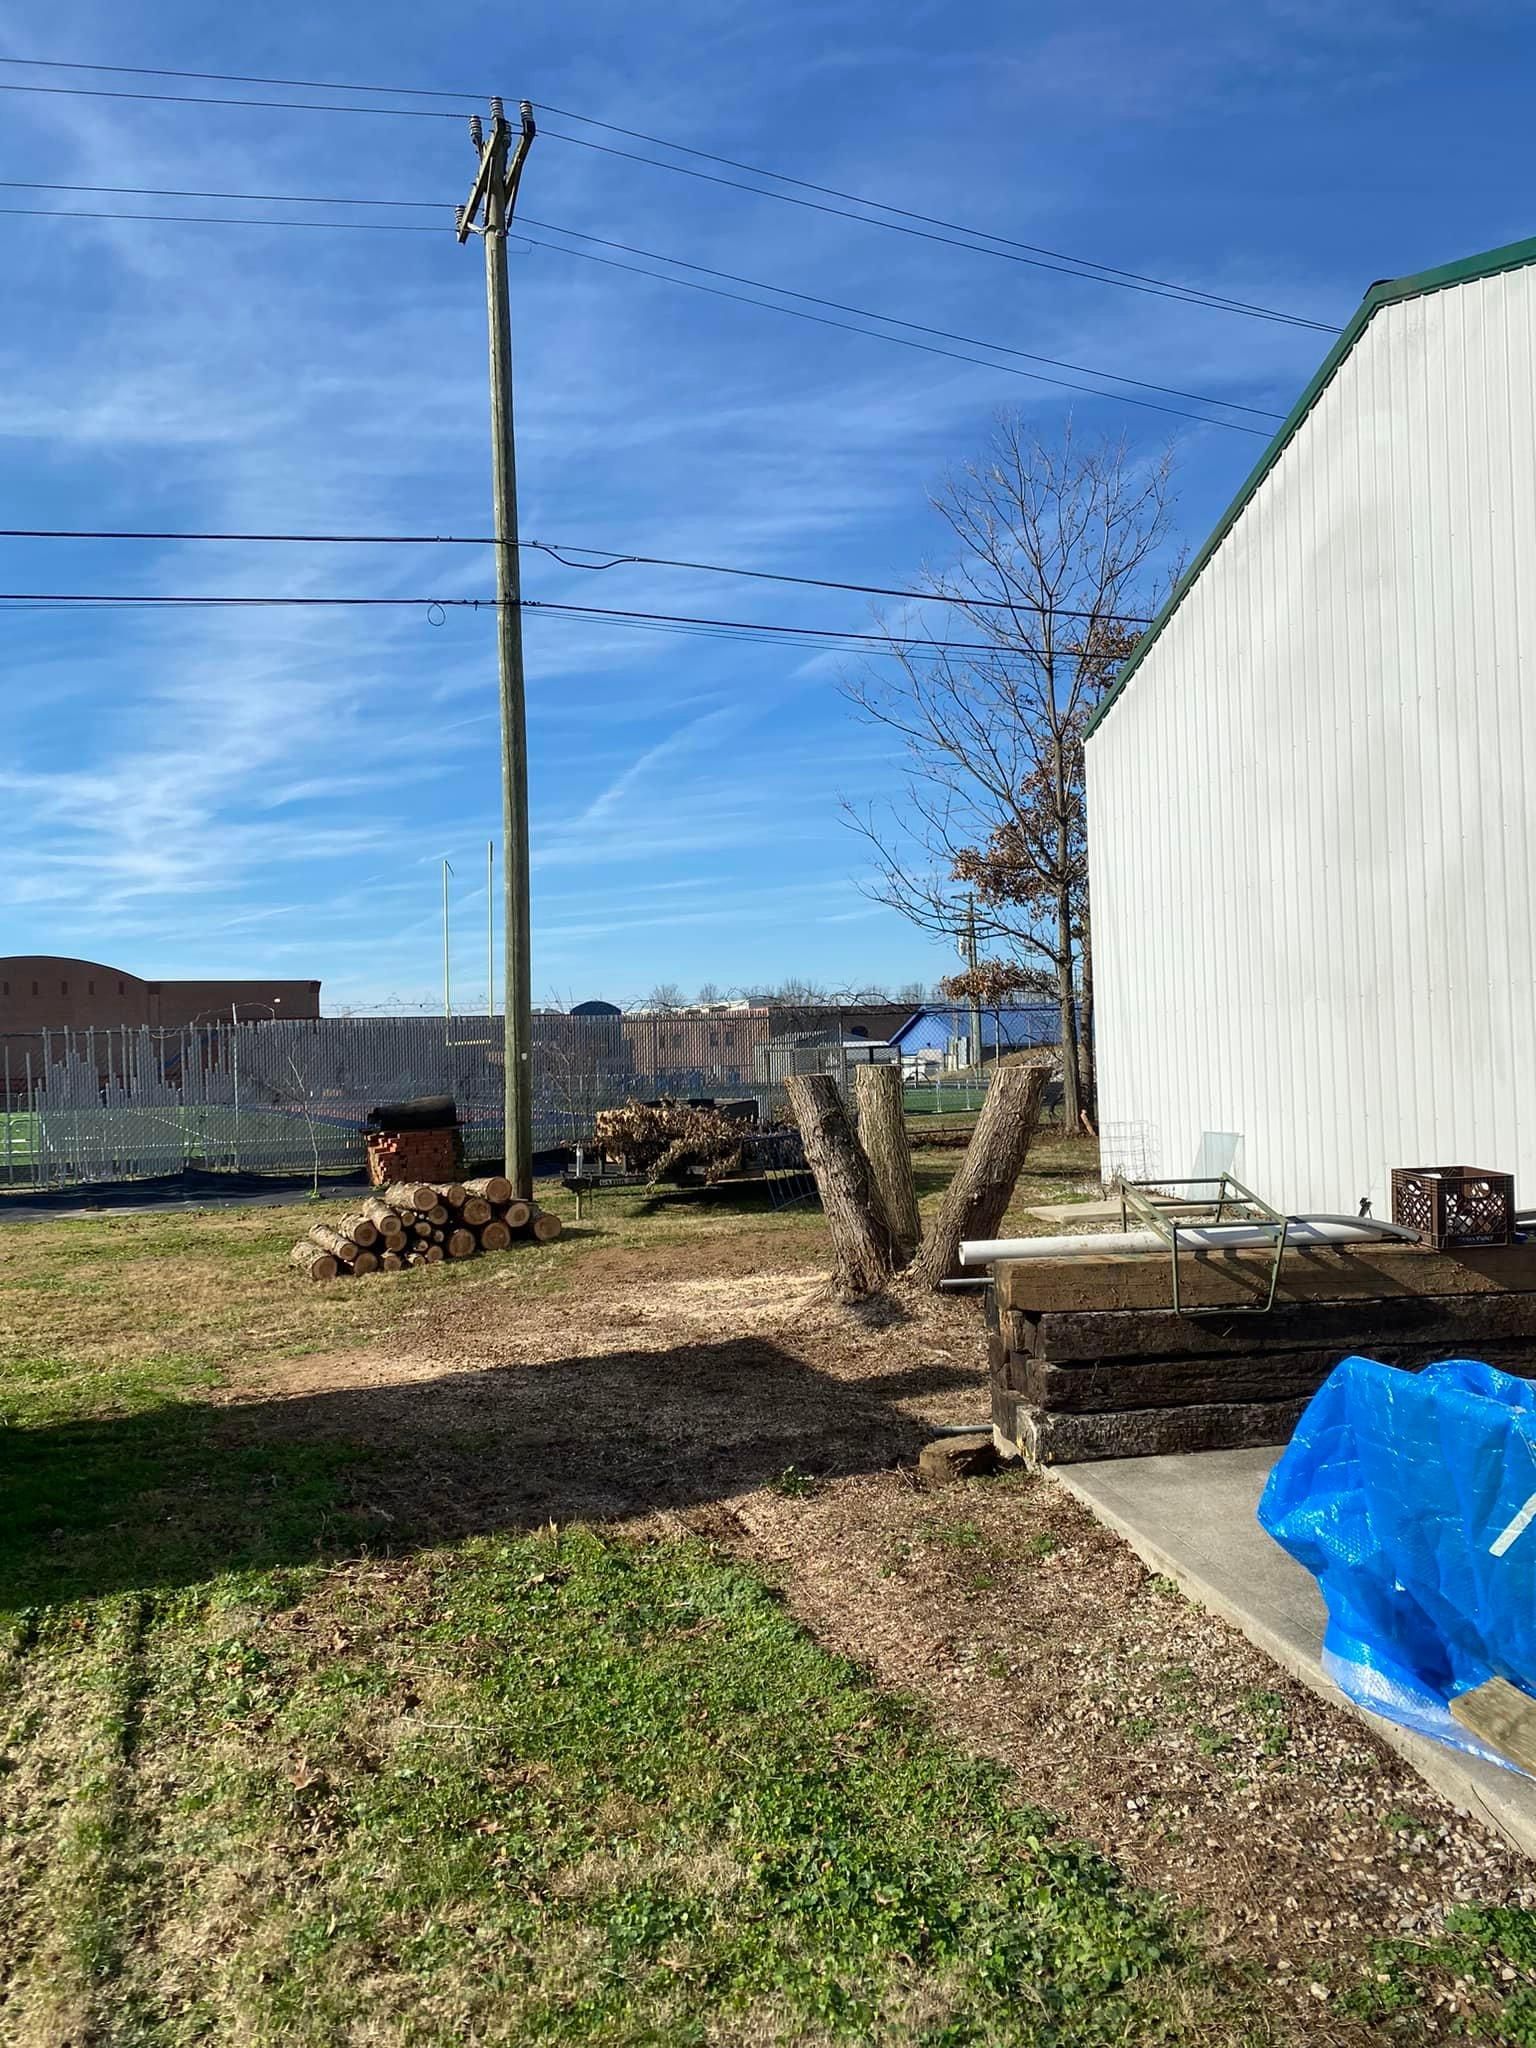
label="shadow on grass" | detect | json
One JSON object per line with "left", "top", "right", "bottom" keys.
{"left": 0, "top": 1339, "right": 972, "bottom": 1611}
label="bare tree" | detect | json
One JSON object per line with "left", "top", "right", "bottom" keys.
{"left": 695, "top": 981, "right": 724, "bottom": 1006}
{"left": 643, "top": 982, "right": 687, "bottom": 1013}
{"left": 843, "top": 417, "right": 1177, "bottom": 1127}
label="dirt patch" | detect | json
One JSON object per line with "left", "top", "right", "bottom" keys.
{"left": 714, "top": 1466, "right": 1535, "bottom": 2031}
{"left": 203, "top": 1238, "right": 1535, "bottom": 2034}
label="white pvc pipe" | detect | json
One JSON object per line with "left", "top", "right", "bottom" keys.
{"left": 958, "top": 1214, "right": 1421, "bottom": 1267}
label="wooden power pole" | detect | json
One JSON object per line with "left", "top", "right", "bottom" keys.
{"left": 458, "top": 98, "right": 537, "bottom": 1197}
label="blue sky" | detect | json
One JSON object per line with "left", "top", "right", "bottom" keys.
{"left": 1, "top": 0, "right": 1530, "bottom": 1011}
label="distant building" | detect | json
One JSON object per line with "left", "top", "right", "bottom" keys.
{"left": 0, "top": 955, "right": 321, "bottom": 1039}
{"left": 890, "top": 1003, "right": 1059, "bottom": 1072}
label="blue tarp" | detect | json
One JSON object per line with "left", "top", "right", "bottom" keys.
{"left": 1259, "top": 1355, "right": 1536, "bottom": 1766}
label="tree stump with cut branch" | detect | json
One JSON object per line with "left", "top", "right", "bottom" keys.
{"left": 854, "top": 1063, "right": 920, "bottom": 1265}
{"left": 917, "top": 1062, "right": 1050, "bottom": 1288}
{"left": 785, "top": 1072, "right": 896, "bottom": 1297}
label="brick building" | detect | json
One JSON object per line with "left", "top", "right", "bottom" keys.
{"left": 0, "top": 956, "right": 321, "bottom": 1037}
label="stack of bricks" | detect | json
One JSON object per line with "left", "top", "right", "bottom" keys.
{"left": 365, "top": 1124, "right": 464, "bottom": 1188}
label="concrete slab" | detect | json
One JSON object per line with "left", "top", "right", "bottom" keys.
{"left": 1055, "top": 1447, "right": 1536, "bottom": 1862}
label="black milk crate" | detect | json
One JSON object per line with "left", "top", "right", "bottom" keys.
{"left": 1390, "top": 1165, "right": 1516, "bottom": 1249}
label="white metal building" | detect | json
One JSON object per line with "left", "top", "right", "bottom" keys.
{"left": 1087, "top": 235, "right": 1536, "bottom": 1215}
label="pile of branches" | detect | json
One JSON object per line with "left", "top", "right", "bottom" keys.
{"left": 594, "top": 1098, "right": 754, "bottom": 1184}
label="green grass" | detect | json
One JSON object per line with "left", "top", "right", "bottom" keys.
{"left": 4, "top": 1139, "right": 1526, "bottom": 2041}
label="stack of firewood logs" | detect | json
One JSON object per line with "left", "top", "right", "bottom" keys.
{"left": 289, "top": 1176, "right": 563, "bottom": 1281}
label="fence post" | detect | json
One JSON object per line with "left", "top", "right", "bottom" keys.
{"left": 3, "top": 1041, "right": 10, "bottom": 1189}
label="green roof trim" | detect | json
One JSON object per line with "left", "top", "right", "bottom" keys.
{"left": 1085, "top": 231, "right": 1536, "bottom": 738}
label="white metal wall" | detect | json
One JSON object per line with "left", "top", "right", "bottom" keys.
{"left": 1088, "top": 263, "right": 1536, "bottom": 1214}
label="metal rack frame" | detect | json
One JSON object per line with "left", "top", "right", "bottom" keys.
{"left": 1115, "top": 1173, "right": 1291, "bottom": 1314}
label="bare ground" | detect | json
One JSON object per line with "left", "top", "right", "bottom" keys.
{"left": 209, "top": 1243, "right": 1536, "bottom": 2038}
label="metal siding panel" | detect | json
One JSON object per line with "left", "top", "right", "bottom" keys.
{"left": 1089, "top": 265, "right": 1536, "bottom": 1211}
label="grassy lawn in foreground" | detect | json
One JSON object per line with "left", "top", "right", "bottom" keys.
{"left": 15, "top": 1132, "right": 1506, "bottom": 2042}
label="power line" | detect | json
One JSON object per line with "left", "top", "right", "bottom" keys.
{"left": 0, "top": 589, "right": 1128, "bottom": 657}
{"left": 0, "top": 59, "right": 1335, "bottom": 332}
{"left": 0, "top": 177, "right": 446, "bottom": 211}
{"left": 0, "top": 204, "right": 444, "bottom": 233}
{"left": 0, "top": 193, "right": 1276, "bottom": 432}
{"left": 0, "top": 177, "right": 1283, "bottom": 423}
{"left": 516, "top": 230, "right": 1271, "bottom": 435}
{"left": 516, "top": 217, "right": 1283, "bottom": 421}
{"left": 0, "top": 77, "right": 465, "bottom": 118}
{"left": 0, "top": 529, "right": 1156, "bottom": 623}
{"left": 536, "top": 124, "right": 1338, "bottom": 335}
{"left": 534, "top": 102, "right": 1339, "bottom": 335}
{"left": 0, "top": 54, "right": 473, "bottom": 99}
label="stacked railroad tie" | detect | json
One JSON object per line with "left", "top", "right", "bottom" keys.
{"left": 289, "top": 1175, "right": 563, "bottom": 1281}
{"left": 987, "top": 1242, "right": 1536, "bottom": 1465}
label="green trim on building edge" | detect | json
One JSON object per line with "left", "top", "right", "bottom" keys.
{"left": 1085, "top": 232, "right": 1536, "bottom": 739}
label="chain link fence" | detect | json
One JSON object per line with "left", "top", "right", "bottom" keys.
{"left": 0, "top": 1003, "right": 1061, "bottom": 1192}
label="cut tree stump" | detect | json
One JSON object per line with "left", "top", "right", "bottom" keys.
{"left": 785, "top": 1071, "right": 896, "bottom": 1298}
{"left": 917, "top": 1062, "right": 1050, "bottom": 1288}
{"left": 855, "top": 1062, "right": 920, "bottom": 1264}
{"left": 290, "top": 1241, "right": 339, "bottom": 1282}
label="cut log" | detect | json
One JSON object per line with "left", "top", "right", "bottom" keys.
{"left": 785, "top": 1071, "right": 895, "bottom": 1298}
{"left": 445, "top": 1227, "right": 477, "bottom": 1259}
{"left": 917, "top": 1062, "right": 1050, "bottom": 1288}
{"left": 351, "top": 1248, "right": 381, "bottom": 1275}
{"left": 411, "top": 1218, "right": 434, "bottom": 1239}
{"left": 434, "top": 1183, "right": 469, "bottom": 1209}
{"left": 308, "top": 1224, "right": 360, "bottom": 1262}
{"left": 478, "top": 1219, "right": 512, "bottom": 1250}
{"left": 422, "top": 1243, "right": 445, "bottom": 1263}
{"left": 382, "top": 1181, "right": 438, "bottom": 1213}
{"left": 501, "top": 1200, "right": 533, "bottom": 1230}
{"left": 425, "top": 1203, "right": 449, "bottom": 1227}
{"left": 855, "top": 1062, "right": 920, "bottom": 1264}
{"left": 464, "top": 1175, "right": 512, "bottom": 1205}
{"left": 333, "top": 1212, "right": 380, "bottom": 1249}
{"left": 290, "top": 1241, "right": 339, "bottom": 1282}
{"left": 460, "top": 1197, "right": 493, "bottom": 1227}
{"left": 361, "top": 1197, "right": 409, "bottom": 1236}
{"left": 530, "top": 1211, "right": 564, "bottom": 1243}
{"left": 377, "top": 1250, "right": 404, "bottom": 1273}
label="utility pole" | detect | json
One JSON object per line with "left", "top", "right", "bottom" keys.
{"left": 962, "top": 894, "right": 982, "bottom": 1074}
{"left": 442, "top": 857, "right": 453, "bottom": 1031}
{"left": 486, "top": 838, "right": 495, "bottom": 1018}
{"left": 458, "top": 97, "right": 536, "bottom": 1197}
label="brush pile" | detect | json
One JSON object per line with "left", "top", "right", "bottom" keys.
{"left": 593, "top": 1098, "right": 758, "bottom": 1184}
{"left": 289, "top": 1175, "right": 563, "bottom": 1281}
